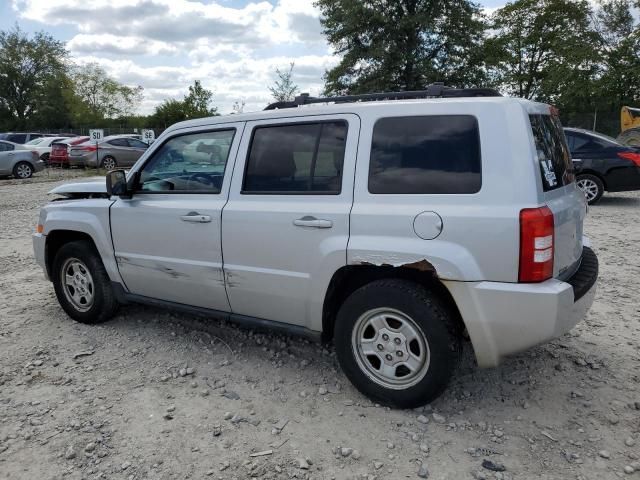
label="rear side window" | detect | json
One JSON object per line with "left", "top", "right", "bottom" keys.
{"left": 0, "top": 141, "right": 14, "bottom": 152}
{"left": 243, "top": 121, "right": 347, "bottom": 194}
{"left": 368, "top": 115, "right": 481, "bottom": 194}
{"left": 530, "top": 115, "right": 573, "bottom": 191}
{"left": 9, "top": 134, "right": 27, "bottom": 143}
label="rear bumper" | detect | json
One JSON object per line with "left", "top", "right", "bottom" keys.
{"left": 68, "top": 156, "right": 91, "bottom": 167}
{"left": 49, "top": 156, "right": 68, "bottom": 164}
{"left": 444, "top": 247, "right": 598, "bottom": 367}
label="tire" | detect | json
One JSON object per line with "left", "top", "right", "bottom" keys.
{"left": 101, "top": 156, "right": 117, "bottom": 171}
{"left": 52, "top": 240, "right": 118, "bottom": 324}
{"left": 576, "top": 174, "right": 604, "bottom": 205}
{"left": 334, "top": 279, "right": 461, "bottom": 408}
{"left": 13, "top": 161, "right": 33, "bottom": 179}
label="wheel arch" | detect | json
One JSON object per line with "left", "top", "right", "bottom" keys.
{"left": 45, "top": 230, "right": 97, "bottom": 279}
{"left": 322, "top": 264, "right": 466, "bottom": 343}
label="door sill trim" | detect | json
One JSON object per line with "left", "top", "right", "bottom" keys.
{"left": 111, "top": 282, "right": 322, "bottom": 341}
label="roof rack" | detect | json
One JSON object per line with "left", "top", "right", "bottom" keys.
{"left": 264, "top": 83, "right": 502, "bottom": 110}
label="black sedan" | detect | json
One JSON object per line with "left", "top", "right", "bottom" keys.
{"left": 564, "top": 127, "right": 640, "bottom": 204}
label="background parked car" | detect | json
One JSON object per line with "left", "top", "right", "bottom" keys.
{"left": 68, "top": 135, "right": 149, "bottom": 169}
{"left": 24, "top": 137, "right": 70, "bottom": 162}
{"left": 564, "top": 127, "right": 640, "bottom": 204}
{"left": 0, "top": 132, "right": 45, "bottom": 144}
{"left": 49, "top": 137, "right": 90, "bottom": 167}
{"left": 0, "top": 140, "right": 44, "bottom": 178}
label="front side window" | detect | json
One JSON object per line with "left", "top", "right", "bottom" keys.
{"left": 369, "top": 115, "right": 481, "bottom": 194}
{"left": 242, "top": 121, "right": 347, "bottom": 194}
{"left": 530, "top": 115, "right": 573, "bottom": 191}
{"left": 138, "top": 129, "right": 235, "bottom": 193}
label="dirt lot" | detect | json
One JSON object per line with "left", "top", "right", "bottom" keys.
{"left": 1, "top": 171, "right": 639, "bottom": 480}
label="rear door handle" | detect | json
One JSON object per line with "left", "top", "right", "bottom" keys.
{"left": 180, "top": 212, "right": 212, "bottom": 223}
{"left": 293, "top": 216, "right": 333, "bottom": 228}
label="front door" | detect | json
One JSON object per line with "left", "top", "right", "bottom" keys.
{"left": 221, "top": 114, "right": 359, "bottom": 331}
{"left": 110, "top": 123, "right": 244, "bottom": 311}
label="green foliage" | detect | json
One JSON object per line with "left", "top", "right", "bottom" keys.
{"left": 269, "top": 62, "right": 299, "bottom": 102}
{"left": 315, "top": 0, "right": 488, "bottom": 94}
{"left": 149, "top": 80, "right": 218, "bottom": 128}
{"left": 0, "top": 26, "right": 67, "bottom": 128}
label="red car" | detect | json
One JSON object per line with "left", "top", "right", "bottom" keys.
{"left": 49, "top": 137, "right": 90, "bottom": 167}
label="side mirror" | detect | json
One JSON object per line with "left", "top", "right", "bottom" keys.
{"left": 106, "top": 169, "right": 129, "bottom": 197}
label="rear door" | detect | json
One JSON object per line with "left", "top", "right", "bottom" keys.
{"left": 110, "top": 123, "right": 243, "bottom": 310}
{"left": 0, "top": 141, "right": 15, "bottom": 174}
{"left": 221, "top": 114, "right": 358, "bottom": 331}
{"left": 530, "top": 114, "right": 584, "bottom": 279}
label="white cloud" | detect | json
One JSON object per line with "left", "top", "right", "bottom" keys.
{"left": 12, "top": 0, "right": 330, "bottom": 114}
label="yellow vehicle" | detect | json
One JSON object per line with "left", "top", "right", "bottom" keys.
{"left": 618, "top": 106, "right": 640, "bottom": 146}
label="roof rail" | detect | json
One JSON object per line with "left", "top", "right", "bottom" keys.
{"left": 264, "top": 83, "right": 502, "bottom": 110}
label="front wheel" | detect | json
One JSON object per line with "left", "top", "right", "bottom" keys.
{"left": 334, "top": 279, "right": 460, "bottom": 408}
{"left": 52, "top": 240, "right": 118, "bottom": 324}
{"left": 13, "top": 161, "right": 33, "bottom": 179}
{"left": 577, "top": 174, "right": 604, "bottom": 205}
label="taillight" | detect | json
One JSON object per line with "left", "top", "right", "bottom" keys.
{"left": 519, "top": 206, "right": 554, "bottom": 283}
{"left": 618, "top": 151, "right": 640, "bottom": 167}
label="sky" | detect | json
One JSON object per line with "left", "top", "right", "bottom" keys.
{"left": 1, "top": 0, "right": 507, "bottom": 115}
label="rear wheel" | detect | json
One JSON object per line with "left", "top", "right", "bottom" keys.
{"left": 334, "top": 279, "right": 460, "bottom": 408}
{"left": 577, "top": 174, "right": 604, "bottom": 204}
{"left": 13, "top": 161, "right": 33, "bottom": 179}
{"left": 52, "top": 240, "right": 118, "bottom": 324}
{"left": 101, "top": 156, "right": 117, "bottom": 171}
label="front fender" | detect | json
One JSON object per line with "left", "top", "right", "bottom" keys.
{"left": 41, "top": 199, "right": 122, "bottom": 284}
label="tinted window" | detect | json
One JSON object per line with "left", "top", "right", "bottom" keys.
{"left": 127, "top": 139, "right": 148, "bottom": 149}
{"left": 139, "top": 129, "right": 235, "bottom": 193}
{"left": 0, "top": 141, "right": 14, "bottom": 152}
{"left": 243, "top": 121, "right": 347, "bottom": 194}
{"left": 9, "top": 134, "right": 27, "bottom": 144}
{"left": 369, "top": 116, "right": 481, "bottom": 194}
{"left": 108, "top": 138, "right": 129, "bottom": 147}
{"left": 530, "top": 115, "right": 573, "bottom": 191}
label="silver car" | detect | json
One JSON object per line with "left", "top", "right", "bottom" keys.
{"left": 68, "top": 135, "right": 149, "bottom": 170}
{"left": 0, "top": 140, "right": 45, "bottom": 179}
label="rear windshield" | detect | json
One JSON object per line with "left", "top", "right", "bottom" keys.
{"left": 529, "top": 114, "right": 574, "bottom": 191}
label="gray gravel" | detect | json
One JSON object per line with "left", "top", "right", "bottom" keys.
{"left": 1, "top": 172, "right": 639, "bottom": 479}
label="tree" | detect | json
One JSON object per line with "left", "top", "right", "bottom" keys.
{"left": 72, "top": 63, "right": 143, "bottom": 122}
{"left": 315, "top": 0, "right": 487, "bottom": 94}
{"left": 485, "top": 0, "right": 600, "bottom": 101}
{"left": 149, "top": 81, "right": 218, "bottom": 128}
{"left": 0, "top": 26, "right": 67, "bottom": 128}
{"left": 268, "top": 62, "right": 299, "bottom": 102}
{"left": 592, "top": 0, "right": 640, "bottom": 109}
{"left": 183, "top": 80, "right": 217, "bottom": 118}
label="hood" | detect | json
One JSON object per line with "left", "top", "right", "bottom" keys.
{"left": 49, "top": 178, "right": 107, "bottom": 196}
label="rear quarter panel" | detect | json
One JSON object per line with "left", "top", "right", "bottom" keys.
{"left": 349, "top": 99, "right": 539, "bottom": 282}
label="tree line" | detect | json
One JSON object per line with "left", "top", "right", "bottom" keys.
{"left": 314, "top": 0, "right": 640, "bottom": 135}
{"left": 1, "top": 0, "right": 638, "bottom": 135}
{"left": 0, "top": 27, "right": 218, "bottom": 132}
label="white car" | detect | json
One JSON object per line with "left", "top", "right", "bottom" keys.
{"left": 33, "top": 85, "right": 598, "bottom": 407}
{"left": 24, "top": 137, "right": 72, "bottom": 162}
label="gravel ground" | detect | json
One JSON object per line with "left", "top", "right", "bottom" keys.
{"left": 1, "top": 171, "right": 639, "bottom": 480}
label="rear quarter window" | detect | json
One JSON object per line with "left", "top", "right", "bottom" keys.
{"left": 368, "top": 115, "right": 481, "bottom": 194}
{"left": 530, "top": 115, "right": 574, "bottom": 191}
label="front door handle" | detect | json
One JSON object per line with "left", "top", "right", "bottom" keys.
{"left": 180, "top": 212, "right": 212, "bottom": 223}
{"left": 293, "top": 216, "right": 333, "bottom": 228}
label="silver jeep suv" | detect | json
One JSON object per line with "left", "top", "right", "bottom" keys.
{"left": 33, "top": 86, "right": 598, "bottom": 407}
